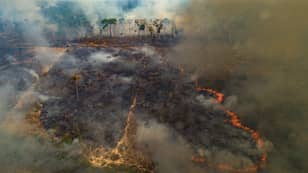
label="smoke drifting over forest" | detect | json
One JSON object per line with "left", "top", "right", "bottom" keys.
{"left": 0, "top": 0, "right": 186, "bottom": 41}
{"left": 172, "top": 0, "right": 308, "bottom": 173}
{"left": 0, "top": 0, "right": 307, "bottom": 173}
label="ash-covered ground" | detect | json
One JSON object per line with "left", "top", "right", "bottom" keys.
{"left": 30, "top": 44, "right": 266, "bottom": 173}
{"left": 2, "top": 1, "right": 308, "bottom": 173}
{"left": 0, "top": 38, "right": 269, "bottom": 173}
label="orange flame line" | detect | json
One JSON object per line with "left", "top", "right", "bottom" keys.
{"left": 195, "top": 85, "right": 267, "bottom": 172}
{"left": 196, "top": 87, "right": 225, "bottom": 104}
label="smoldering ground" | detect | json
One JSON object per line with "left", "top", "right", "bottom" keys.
{"left": 0, "top": 89, "right": 69, "bottom": 173}
{"left": 136, "top": 120, "right": 204, "bottom": 173}
{"left": 0, "top": 48, "right": 137, "bottom": 173}
{"left": 170, "top": 0, "right": 308, "bottom": 172}
{"left": 1, "top": 0, "right": 307, "bottom": 173}
{"left": 0, "top": 1, "right": 186, "bottom": 173}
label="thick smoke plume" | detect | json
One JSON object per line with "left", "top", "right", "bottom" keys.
{"left": 136, "top": 120, "right": 204, "bottom": 173}
{"left": 171, "top": 0, "right": 308, "bottom": 172}
{"left": 0, "top": 0, "right": 186, "bottom": 41}
{"left": 1, "top": 0, "right": 307, "bottom": 173}
{"left": 0, "top": 47, "right": 86, "bottom": 172}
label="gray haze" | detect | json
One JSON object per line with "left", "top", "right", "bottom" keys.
{"left": 171, "top": 0, "right": 308, "bottom": 172}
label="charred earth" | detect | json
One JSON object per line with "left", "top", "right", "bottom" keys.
{"left": 30, "top": 40, "right": 267, "bottom": 173}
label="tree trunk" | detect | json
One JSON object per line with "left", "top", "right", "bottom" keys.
{"left": 109, "top": 25, "right": 112, "bottom": 38}
{"left": 128, "top": 23, "right": 131, "bottom": 36}
{"left": 75, "top": 81, "right": 79, "bottom": 101}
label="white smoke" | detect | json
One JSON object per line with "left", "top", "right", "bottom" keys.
{"left": 137, "top": 120, "right": 204, "bottom": 173}
{"left": 89, "top": 51, "right": 118, "bottom": 64}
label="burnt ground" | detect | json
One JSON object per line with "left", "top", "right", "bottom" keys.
{"left": 35, "top": 44, "right": 264, "bottom": 172}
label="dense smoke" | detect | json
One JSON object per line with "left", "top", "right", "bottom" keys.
{"left": 0, "top": 0, "right": 50, "bottom": 44}
{"left": 171, "top": 0, "right": 308, "bottom": 172}
{"left": 1, "top": 1, "right": 151, "bottom": 173}
{"left": 0, "top": 47, "right": 85, "bottom": 172}
{"left": 1, "top": 0, "right": 307, "bottom": 173}
{"left": 0, "top": 0, "right": 186, "bottom": 41}
{"left": 137, "top": 120, "right": 204, "bottom": 173}
{"left": 75, "top": 0, "right": 186, "bottom": 19}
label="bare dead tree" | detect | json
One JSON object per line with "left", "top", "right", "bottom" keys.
{"left": 72, "top": 73, "right": 81, "bottom": 100}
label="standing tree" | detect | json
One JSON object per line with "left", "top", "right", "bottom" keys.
{"left": 171, "top": 20, "right": 177, "bottom": 38}
{"left": 135, "top": 19, "right": 146, "bottom": 37}
{"left": 72, "top": 73, "right": 81, "bottom": 100}
{"left": 148, "top": 25, "right": 154, "bottom": 38}
{"left": 127, "top": 19, "right": 133, "bottom": 36}
{"left": 101, "top": 18, "right": 117, "bottom": 38}
{"left": 161, "top": 18, "right": 171, "bottom": 37}
{"left": 153, "top": 19, "right": 163, "bottom": 39}
{"left": 118, "top": 18, "right": 125, "bottom": 37}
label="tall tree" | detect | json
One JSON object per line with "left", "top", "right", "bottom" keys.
{"left": 135, "top": 19, "right": 146, "bottom": 37}
{"left": 101, "top": 18, "right": 117, "bottom": 37}
{"left": 153, "top": 19, "right": 163, "bottom": 39}
{"left": 72, "top": 73, "right": 81, "bottom": 101}
{"left": 118, "top": 18, "right": 125, "bottom": 37}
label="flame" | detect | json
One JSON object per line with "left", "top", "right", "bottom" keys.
{"left": 194, "top": 82, "right": 268, "bottom": 172}
{"left": 79, "top": 40, "right": 108, "bottom": 48}
{"left": 86, "top": 96, "right": 153, "bottom": 172}
{"left": 196, "top": 87, "right": 225, "bottom": 104}
{"left": 191, "top": 157, "right": 259, "bottom": 173}
{"left": 225, "top": 110, "right": 264, "bottom": 149}
{"left": 216, "top": 164, "right": 258, "bottom": 173}
{"left": 191, "top": 156, "right": 206, "bottom": 164}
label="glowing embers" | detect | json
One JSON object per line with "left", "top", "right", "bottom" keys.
{"left": 194, "top": 86, "right": 267, "bottom": 172}
{"left": 195, "top": 87, "right": 225, "bottom": 104}
{"left": 191, "top": 156, "right": 206, "bottom": 164}
{"left": 225, "top": 110, "right": 264, "bottom": 149}
{"left": 215, "top": 164, "right": 258, "bottom": 173}
{"left": 86, "top": 96, "right": 153, "bottom": 172}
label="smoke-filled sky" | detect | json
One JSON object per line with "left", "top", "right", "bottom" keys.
{"left": 0, "top": 0, "right": 187, "bottom": 21}
{"left": 0, "top": 0, "right": 308, "bottom": 173}
{"left": 0, "top": 0, "right": 188, "bottom": 42}
{"left": 172, "top": 1, "right": 308, "bottom": 173}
